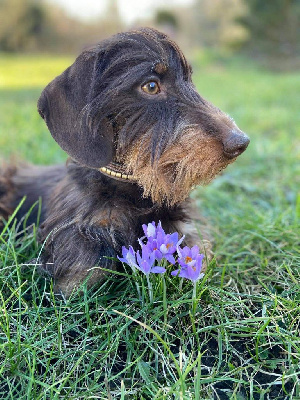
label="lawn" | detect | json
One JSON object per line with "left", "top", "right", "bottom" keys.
{"left": 0, "top": 53, "right": 299, "bottom": 399}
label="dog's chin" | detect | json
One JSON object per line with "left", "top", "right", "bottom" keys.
{"left": 131, "top": 160, "right": 231, "bottom": 206}
{"left": 125, "top": 157, "right": 235, "bottom": 207}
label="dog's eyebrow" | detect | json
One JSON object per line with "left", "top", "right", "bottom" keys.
{"left": 153, "top": 62, "right": 168, "bottom": 75}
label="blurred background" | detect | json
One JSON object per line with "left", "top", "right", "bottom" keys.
{"left": 0, "top": 0, "right": 299, "bottom": 65}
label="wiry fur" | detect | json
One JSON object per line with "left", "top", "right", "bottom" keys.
{"left": 125, "top": 128, "right": 235, "bottom": 206}
{"left": 0, "top": 28, "right": 249, "bottom": 296}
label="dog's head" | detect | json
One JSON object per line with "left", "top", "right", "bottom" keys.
{"left": 38, "top": 28, "right": 249, "bottom": 205}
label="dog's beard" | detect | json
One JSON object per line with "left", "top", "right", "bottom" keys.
{"left": 124, "top": 128, "right": 236, "bottom": 206}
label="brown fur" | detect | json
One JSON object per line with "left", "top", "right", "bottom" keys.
{"left": 125, "top": 127, "right": 236, "bottom": 206}
{"left": 0, "top": 28, "right": 249, "bottom": 296}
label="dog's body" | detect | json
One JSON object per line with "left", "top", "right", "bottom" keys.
{"left": 0, "top": 28, "right": 249, "bottom": 296}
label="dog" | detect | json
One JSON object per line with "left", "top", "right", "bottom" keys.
{"left": 0, "top": 28, "right": 249, "bottom": 296}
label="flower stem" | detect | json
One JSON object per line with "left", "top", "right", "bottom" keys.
{"left": 135, "top": 282, "right": 141, "bottom": 300}
{"left": 162, "top": 275, "right": 167, "bottom": 324}
{"left": 192, "top": 281, "right": 197, "bottom": 316}
{"left": 146, "top": 274, "right": 153, "bottom": 303}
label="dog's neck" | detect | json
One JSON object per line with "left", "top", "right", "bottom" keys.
{"left": 99, "top": 161, "right": 135, "bottom": 182}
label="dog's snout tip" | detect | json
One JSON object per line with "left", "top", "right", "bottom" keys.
{"left": 223, "top": 148, "right": 247, "bottom": 159}
{"left": 223, "top": 130, "right": 250, "bottom": 159}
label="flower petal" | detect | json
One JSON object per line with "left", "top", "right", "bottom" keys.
{"left": 191, "top": 245, "right": 200, "bottom": 259}
{"left": 151, "top": 266, "right": 166, "bottom": 274}
{"left": 118, "top": 246, "right": 139, "bottom": 270}
{"left": 147, "top": 223, "right": 156, "bottom": 238}
{"left": 165, "top": 254, "right": 175, "bottom": 264}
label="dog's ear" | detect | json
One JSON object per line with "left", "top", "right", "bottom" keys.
{"left": 37, "top": 49, "right": 114, "bottom": 168}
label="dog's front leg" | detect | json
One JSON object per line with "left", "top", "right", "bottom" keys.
{"left": 39, "top": 221, "right": 125, "bottom": 297}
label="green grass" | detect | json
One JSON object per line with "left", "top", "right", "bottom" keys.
{"left": 0, "top": 53, "right": 299, "bottom": 399}
{"left": 0, "top": 54, "right": 70, "bottom": 163}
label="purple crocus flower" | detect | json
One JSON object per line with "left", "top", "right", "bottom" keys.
{"left": 119, "top": 221, "right": 204, "bottom": 282}
{"left": 177, "top": 245, "right": 201, "bottom": 268}
{"left": 141, "top": 221, "right": 185, "bottom": 264}
{"left": 118, "top": 246, "right": 139, "bottom": 270}
{"left": 171, "top": 245, "right": 205, "bottom": 282}
{"left": 146, "top": 231, "right": 184, "bottom": 264}
{"left": 118, "top": 243, "right": 166, "bottom": 275}
{"left": 159, "top": 231, "right": 185, "bottom": 263}
{"left": 136, "top": 246, "right": 166, "bottom": 275}
{"left": 142, "top": 221, "right": 165, "bottom": 239}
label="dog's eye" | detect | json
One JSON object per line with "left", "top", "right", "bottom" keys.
{"left": 141, "top": 81, "right": 160, "bottom": 95}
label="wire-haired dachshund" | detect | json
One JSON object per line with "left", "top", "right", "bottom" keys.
{"left": 0, "top": 28, "right": 249, "bottom": 296}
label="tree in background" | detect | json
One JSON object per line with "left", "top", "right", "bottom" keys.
{"left": 154, "top": 10, "right": 179, "bottom": 41}
{"left": 150, "top": 0, "right": 248, "bottom": 53}
{"left": 237, "top": 0, "right": 300, "bottom": 57}
{"left": 155, "top": 10, "right": 178, "bottom": 30}
{"left": 190, "top": 0, "right": 247, "bottom": 49}
{"left": 0, "top": 0, "right": 124, "bottom": 53}
{"left": 0, "top": 0, "right": 50, "bottom": 52}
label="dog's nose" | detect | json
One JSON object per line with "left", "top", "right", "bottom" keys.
{"left": 223, "top": 129, "right": 250, "bottom": 159}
